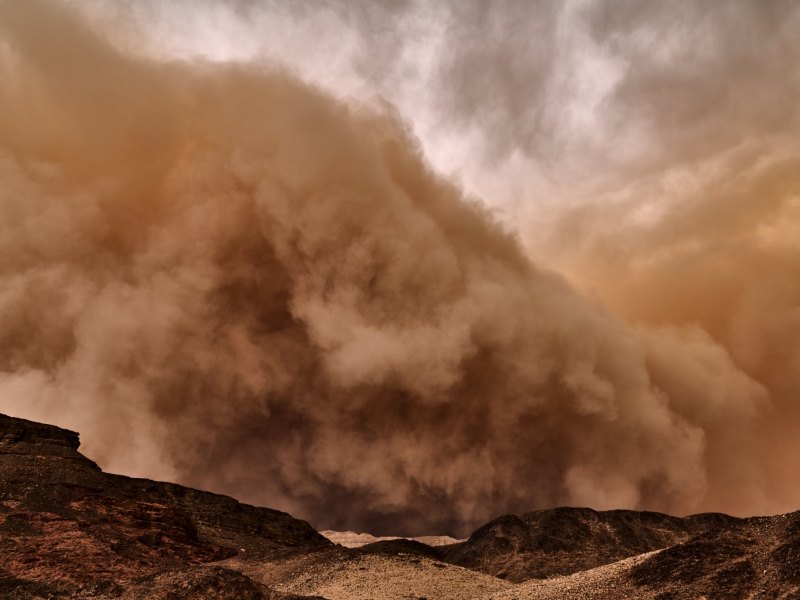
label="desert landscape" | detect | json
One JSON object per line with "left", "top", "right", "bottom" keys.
{"left": 1, "top": 1, "right": 799, "bottom": 598}
{"left": 3, "top": 413, "right": 800, "bottom": 599}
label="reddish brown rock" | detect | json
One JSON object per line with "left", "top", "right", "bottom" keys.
{"left": 0, "top": 413, "right": 329, "bottom": 598}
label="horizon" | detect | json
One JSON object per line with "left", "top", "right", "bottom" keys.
{"left": 0, "top": 0, "right": 798, "bottom": 539}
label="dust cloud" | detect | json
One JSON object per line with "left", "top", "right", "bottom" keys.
{"left": 0, "top": 0, "right": 797, "bottom": 536}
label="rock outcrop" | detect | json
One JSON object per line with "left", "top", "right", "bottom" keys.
{"left": 0, "top": 413, "right": 329, "bottom": 598}
{"left": 4, "top": 412, "right": 800, "bottom": 599}
{"left": 440, "top": 506, "right": 741, "bottom": 582}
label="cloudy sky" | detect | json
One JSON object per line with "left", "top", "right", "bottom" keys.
{"left": 0, "top": 0, "right": 798, "bottom": 536}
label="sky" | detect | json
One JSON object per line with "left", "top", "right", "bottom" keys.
{"left": 0, "top": 0, "right": 798, "bottom": 536}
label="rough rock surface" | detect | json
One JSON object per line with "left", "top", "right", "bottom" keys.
{"left": 440, "top": 506, "right": 740, "bottom": 582}
{"left": 3, "top": 412, "right": 800, "bottom": 599}
{"left": 489, "top": 512, "right": 800, "bottom": 599}
{"left": 0, "top": 413, "right": 328, "bottom": 598}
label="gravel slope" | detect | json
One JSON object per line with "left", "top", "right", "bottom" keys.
{"left": 228, "top": 548, "right": 512, "bottom": 600}
{"left": 488, "top": 551, "right": 657, "bottom": 600}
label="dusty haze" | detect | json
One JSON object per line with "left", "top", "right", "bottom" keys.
{"left": 0, "top": 0, "right": 798, "bottom": 536}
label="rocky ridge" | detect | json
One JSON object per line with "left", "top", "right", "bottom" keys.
{"left": 439, "top": 506, "right": 741, "bottom": 582}
{"left": 3, "top": 412, "right": 800, "bottom": 599}
{"left": 0, "top": 414, "right": 327, "bottom": 598}
{"left": 319, "top": 530, "right": 463, "bottom": 548}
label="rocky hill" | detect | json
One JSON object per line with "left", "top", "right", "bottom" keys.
{"left": 439, "top": 506, "right": 741, "bottom": 582}
{"left": 490, "top": 510, "right": 800, "bottom": 599}
{"left": 0, "top": 414, "right": 328, "bottom": 599}
{"left": 2, "top": 412, "right": 800, "bottom": 599}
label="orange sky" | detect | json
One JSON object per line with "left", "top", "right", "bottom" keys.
{"left": 0, "top": 0, "right": 798, "bottom": 536}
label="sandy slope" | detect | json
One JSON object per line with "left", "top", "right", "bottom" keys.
{"left": 229, "top": 549, "right": 511, "bottom": 600}
{"left": 488, "top": 551, "right": 657, "bottom": 600}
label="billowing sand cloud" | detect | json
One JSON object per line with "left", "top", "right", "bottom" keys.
{"left": 0, "top": 0, "right": 796, "bottom": 536}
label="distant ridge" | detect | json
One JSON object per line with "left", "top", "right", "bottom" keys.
{"left": 320, "top": 530, "right": 464, "bottom": 548}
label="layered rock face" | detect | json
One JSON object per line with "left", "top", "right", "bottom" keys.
{"left": 0, "top": 413, "right": 328, "bottom": 598}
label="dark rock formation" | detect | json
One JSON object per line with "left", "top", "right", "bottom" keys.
{"left": 4, "top": 412, "right": 800, "bottom": 599}
{"left": 358, "top": 538, "right": 442, "bottom": 560}
{"left": 630, "top": 512, "right": 800, "bottom": 599}
{"left": 440, "top": 506, "right": 741, "bottom": 582}
{"left": 0, "top": 413, "right": 329, "bottom": 598}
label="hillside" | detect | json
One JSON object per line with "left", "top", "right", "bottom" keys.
{"left": 0, "top": 414, "right": 328, "bottom": 598}
{"left": 440, "top": 506, "right": 741, "bottom": 581}
{"left": 2, "top": 413, "right": 800, "bottom": 599}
